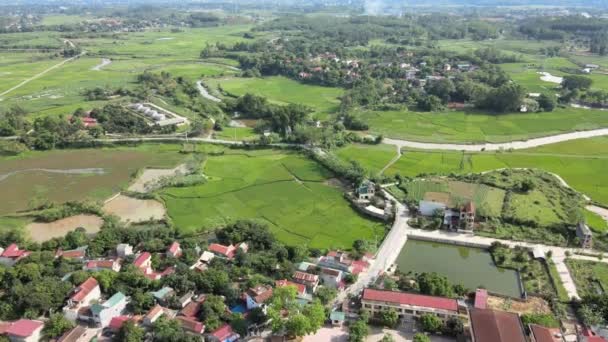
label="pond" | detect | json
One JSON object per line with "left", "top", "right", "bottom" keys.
{"left": 396, "top": 239, "right": 522, "bottom": 298}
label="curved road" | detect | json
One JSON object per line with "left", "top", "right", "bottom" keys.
{"left": 383, "top": 128, "right": 608, "bottom": 151}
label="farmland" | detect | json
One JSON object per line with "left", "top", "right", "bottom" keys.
{"left": 0, "top": 144, "right": 186, "bottom": 215}
{"left": 161, "top": 150, "right": 384, "bottom": 249}
{"left": 206, "top": 76, "right": 344, "bottom": 118}
{"left": 566, "top": 259, "right": 608, "bottom": 297}
{"left": 355, "top": 107, "right": 608, "bottom": 143}
{"left": 333, "top": 143, "right": 398, "bottom": 174}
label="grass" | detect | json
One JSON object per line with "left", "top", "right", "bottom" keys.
{"left": 504, "top": 190, "right": 564, "bottom": 227}
{"left": 547, "top": 259, "right": 571, "bottom": 301}
{"left": 355, "top": 107, "right": 608, "bottom": 143}
{"left": 566, "top": 259, "right": 608, "bottom": 297}
{"left": 213, "top": 127, "right": 258, "bottom": 141}
{"left": 333, "top": 144, "right": 397, "bottom": 174}
{"left": 161, "top": 150, "right": 384, "bottom": 249}
{"left": 584, "top": 209, "right": 608, "bottom": 233}
{"left": 0, "top": 144, "right": 186, "bottom": 215}
{"left": 206, "top": 76, "right": 343, "bottom": 119}
{"left": 381, "top": 137, "right": 608, "bottom": 206}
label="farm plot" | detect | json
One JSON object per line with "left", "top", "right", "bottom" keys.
{"left": 333, "top": 144, "right": 398, "bottom": 174}
{"left": 0, "top": 144, "right": 186, "bottom": 215}
{"left": 161, "top": 151, "right": 384, "bottom": 249}
{"left": 566, "top": 259, "right": 608, "bottom": 297}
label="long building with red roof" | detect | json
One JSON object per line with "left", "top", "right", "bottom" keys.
{"left": 361, "top": 288, "right": 468, "bottom": 321}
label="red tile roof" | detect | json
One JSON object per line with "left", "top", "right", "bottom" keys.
{"left": 293, "top": 271, "right": 319, "bottom": 283}
{"left": 181, "top": 297, "right": 205, "bottom": 318}
{"left": 470, "top": 308, "right": 526, "bottom": 342}
{"left": 275, "top": 279, "right": 306, "bottom": 295}
{"left": 133, "top": 252, "right": 151, "bottom": 268}
{"left": 145, "top": 305, "right": 164, "bottom": 322}
{"left": 109, "top": 316, "right": 130, "bottom": 330}
{"left": 168, "top": 242, "right": 181, "bottom": 255}
{"left": 208, "top": 243, "right": 235, "bottom": 258}
{"left": 530, "top": 324, "right": 564, "bottom": 342}
{"left": 6, "top": 319, "right": 43, "bottom": 338}
{"left": 247, "top": 286, "right": 273, "bottom": 304}
{"left": 474, "top": 288, "right": 488, "bottom": 309}
{"left": 71, "top": 277, "right": 99, "bottom": 302}
{"left": 362, "top": 289, "right": 458, "bottom": 312}
{"left": 1, "top": 244, "right": 29, "bottom": 259}
{"left": 212, "top": 324, "right": 237, "bottom": 340}
{"left": 177, "top": 316, "right": 204, "bottom": 334}
{"left": 85, "top": 259, "right": 117, "bottom": 270}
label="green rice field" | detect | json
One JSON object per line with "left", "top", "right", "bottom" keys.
{"left": 161, "top": 150, "right": 384, "bottom": 248}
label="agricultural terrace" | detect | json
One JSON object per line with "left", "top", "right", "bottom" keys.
{"left": 355, "top": 107, "right": 608, "bottom": 143}
{"left": 379, "top": 137, "right": 608, "bottom": 206}
{"left": 0, "top": 144, "right": 186, "bottom": 215}
{"left": 161, "top": 150, "right": 384, "bottom": 249}
{"left": 206, "top": 76, "right": 344, "bottom": 119}
{"left": 566, "top": 259, "right": 608, "bottom": 297}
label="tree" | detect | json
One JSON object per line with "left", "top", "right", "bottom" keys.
{"left": 417, "top": 273, "right": 454, "bottom": 297}
{"left": 380, "top": 334, "right": 395, "bottom": 342}
{"left": 521, "top": 313, "right": 560, "bottom": 328}
{"left": 425, "top": 78, "right": 455, "bottom": 103}
{"left": 152, "top": 317, "right": 201, "bottom": 342}
{"left": 537, "top": 93, "right": 556, "bottom": 112}
{"left": 43, "top": 314, "right": 74, "bottom": 339}
{"left": 578, "top": 304, "right": 604, "bottom": 326}
{"left": 315, "top": 286, "right": 337, "bottom": 305}
{"left": 116, "top": 321, "right": 145, "bottom": 342}
{"left": 285, "top": 313, "right": 311, "bottom": 337}
{"left": 379, "top": 308, "right": 399, "bottom": 328}
{"left": 413, "top": 333, "right": 431, "bottom": 342}
{"left": 417, "top": 95, "right": 445, "bottom": 111}
{"left": 420, "top": 314, "right": 443, "bottom": 333}
{"left": 303, "top": 300, "right": 326, "bottom": 333}
{"left": 230, "top": 313, "right": 248, "bottom": 336}
{"left": 348, "top": 319, "right": 369, "bottom": 342}
{"left": 478, "top": 83, "right": 525, "bottom": 112}
{"left": 562, "top": 75, "right": 593, "bottom": 91}
{"left": 443, "top": 317, "right": 464, "bottom": 337}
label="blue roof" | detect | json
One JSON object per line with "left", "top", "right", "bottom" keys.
{"left": 230, "top": 304, "right": 246, "bottom": 314}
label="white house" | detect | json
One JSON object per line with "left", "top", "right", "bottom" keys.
{"left": 319, "top": 267, "right": 344, "bottom": 289}
{"left": 63, "top": 277, "right": 101, "bottom": 321}
{"left": 90, "top": 292, "right": 128, "bottom": 327}
{"left": 116, "top": 244, "right": 133, "bottom": 258}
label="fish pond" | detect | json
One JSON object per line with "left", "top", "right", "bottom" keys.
{"left": 396, "top": 239, "right": 522, "bottom": 298}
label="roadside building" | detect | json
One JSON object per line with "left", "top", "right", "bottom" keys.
{"left": 356, "top": 180, "right": 376, "bottom": 201}
{"left": 419, "top": 192, "right": 476, "bottom": 231}
{"left": 4, "top": 319, "right": 44, "bottom": 342}
{"left": 0, "top": 244, "right": 30, "bottom": 266}
{"left": 90, "top": 292, "right": 128, "bottom": 327}
{"left": 108, "top": 316, "right": 130, "bottom": 332}
{"left": 361, "top": 288, "right": 468, "bottom": 322}
{"left": 577, "top": 222, "right": 593, "bottom": 248}
{"left": 319, "top": 267, "right": 344, "bottom": 289}
{"left": 469, "top": 308, "right": 526, "bottom": 342}
{"left": 330, "top": 311, "right": 346, "bottom": 326}
{"left": 292, "top": 271, "right": 319, "bottom": 293}
{"left": 319, "top": 251, "right": 353, "bottom": 272}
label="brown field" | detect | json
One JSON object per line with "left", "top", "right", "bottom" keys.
{"left": 26, "top": 214, "right": 103, "bottom": 242}
{"left": 103, "top": 194, "right": 166, "bottom": 223}
{"left": 487, "top": 295, "right": 551, "bottom": 315}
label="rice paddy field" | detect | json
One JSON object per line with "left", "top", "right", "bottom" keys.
{"left": 333, "top": 143, "right": 398, "bottom": 174}
{"left": 206, "top": 76, "right": 344, "bottom": 118}
{"left": 0, "top": 144, "right": 186, "bottom": 215}
{"left": 355, "top": 107, "right": 608, "bottom": 143}
{"left": 161, "top": 150, "right": 384, "bottom": 249}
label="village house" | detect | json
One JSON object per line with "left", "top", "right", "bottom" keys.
{"left": 208, "top": 242, "right": 248, "bottom": 259}
{"left": 133, "top": 252, "right": 173, "bottom": 280}
{"left": 529, "top": 324, "right": 565, "bottom": 342}
{"left": 419, "top": 192, "right": 476, "bottom": 231}
{"left": 57, "top": 325, "right": 89, "bottom": 342}
{"left": 356, "top": 180, "right": 376, "bottom": 201}
{"left": 0, "top": 244, "right": 30, "bottom": 266}
{"left": 577, "top": 222, "right": 593, "bottom": 249}
{"left": 152, "top": 287, "right": 175, "bottom": 306}
{"left": 3, "top": 319, "right": 44, "bottom": 342}
{"left": 143, "top": 305, "right": 165, "bottom": 327}
{"left": 470, "top": 308, "right": 526, "bottom": 342}
{"left": 190, "top": 251, "right": 215, "bottom": 272}
{"left": 361, "top": 288, "right": 469, "bottom": 322}
{"left": 319, "top": 267, "right": 344, "bottom": 289}
{"left": 108, "top": 316, "right": 130, "bottom": 333}
{"left": 330, "top": 311, "right": 346, "bottom": 326}
{"left": 178, "top": 291, "right": 195, "bottom": 308}
{"left": 63, "top": 277, "right": 102, "bottom": 321}
{"left": 166, "top": 242, "right": 182, "bottom": 258}
{"left": 292, "top": 271, "right": 319, "bottom": 293}
{"left": 275, "top": 279, "right": 308, "bottom": 298}
{"left": 55, "top": 246, "right": 88, "bottom": 261}
{"left": 89, "top": 292, "right": 128, "bottom": 327}
{"left": 84, "top": 259, "right": 121, "bottom": 272}
{"left": 116, "top": 244, "right": 133, "bottom": 258}
{"left": 177, "top": 316, "right": 205, "bottom": 335}
{"left": 318, "top": 250, "right": 353, "bottom": 273}
{"left": 210, "top": 324, "right": 240, "bottom": 342}
{"left": 243, "top": 285, "right": 274, "bottom": 311}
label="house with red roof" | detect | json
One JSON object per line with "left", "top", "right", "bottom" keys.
{"left": 210, "top": 324, "right": 240, "bottom": 342}
{"left": 470, "top": 308, "right": 526, "bottom": 342}
{"left": 580, "top": 326, "right": 608, "bottom": 342}
{"left": 55, "top": 246, "right": 88, "bottom": 261}
{"left": 361, "top": 288, "right": 468, "bottom": 322}
{"left": 0, "top": 244, "right": 30, "bottom": 266}
{"left": 143, "top": 305, "right": 165, "bottom": 327}
{"left": 63, "top": 277, "right": 101, "bottom": 321}
{"left": 133, "top": 252, "right": 152, "bottom": 269}
{"left": 292, "top": 271, "right": 319, "bottom": 293}
{"left": 4, "top": 319, "right": 44, "bottom": 342}
{"left": 133, "top": 252, "right": 172, "bottom": 280}
{"left": 108, "top": 316, "right": 130, "bottom": 332}
{"left": 243, "top": 285, "right": 273, "bottom": 310}
{"left": 529, "top": 324, "right": 565, "bottom": 342}
{"left": 84, "top": 259, "right": 121, "bottom": 272}
{"left": 474, "top": 288, "right": 488, "bottom": 309}
{"left": 166, "top": 242, "right": 182, "bottom": 258}
{"left": 177, "top": 316, "right": 205, "bottom": 334}
{"left": 208, "top": 242, "right": 248, "bottom": 259}
{"left": 275, "top": 279, "right": 307, "bottom": 297}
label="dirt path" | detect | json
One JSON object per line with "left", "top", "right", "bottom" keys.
{"left": 196, "top": 80, "right": 222, "bottom": 103}
{"left": 102, "top": 194, "right": 166, "bottom": 223}
{"left": 91, "top": 58, "right": 111, "bottom": 71}
{"left": 379, "top": 145, "right": 402, "bottom": 175}
{"left": 26, "top": 214, "right": 103, "bottom": 242}
{"left": 383, "top": 128, "right": 608, "bottom": 151}
{"left": 0, "top": 51, "right": 85, "bottom": 98}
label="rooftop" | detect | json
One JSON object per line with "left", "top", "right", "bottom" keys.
{"left": 474, "top": 288, "right": 488, "bottom": 309}
{"left": 133, "top": 252, "right": 152, "bottom": 268}
{"left": 530, "top": 324, "right": 564, "bottom": 342}
{"left": 293, "top": 271, "right": 319, "bottom": 283}
{"left": 275, "top": 279, "right": 306, "bottom": 295}
{"left": 470, "top": 308, "right": 526, "bottom": 342}
{"left": 6, "top": 319, "right": 43, "bottom": 338}
{"left": 71, "top": 277, "right": 99, "bottom": 302}
{"left": 362, "top": 288, "right": 458, "bottom": 312}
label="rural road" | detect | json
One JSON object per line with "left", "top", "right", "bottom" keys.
{"left": 0, "top": 51, "right": 86, "bottom": 98}
{"left": 196, "top": 80, "right": 222, "bottom": 102}
{"left": 383, "top": 128, "right": 608, "bottom": 151}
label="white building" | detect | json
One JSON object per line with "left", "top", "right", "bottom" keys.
{"left": 90, "top": 292, "right": 128, "bottom": 327}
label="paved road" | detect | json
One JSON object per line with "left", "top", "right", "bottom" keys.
{"left": 383, "top": 128, "right": 608, "bottom": 151}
